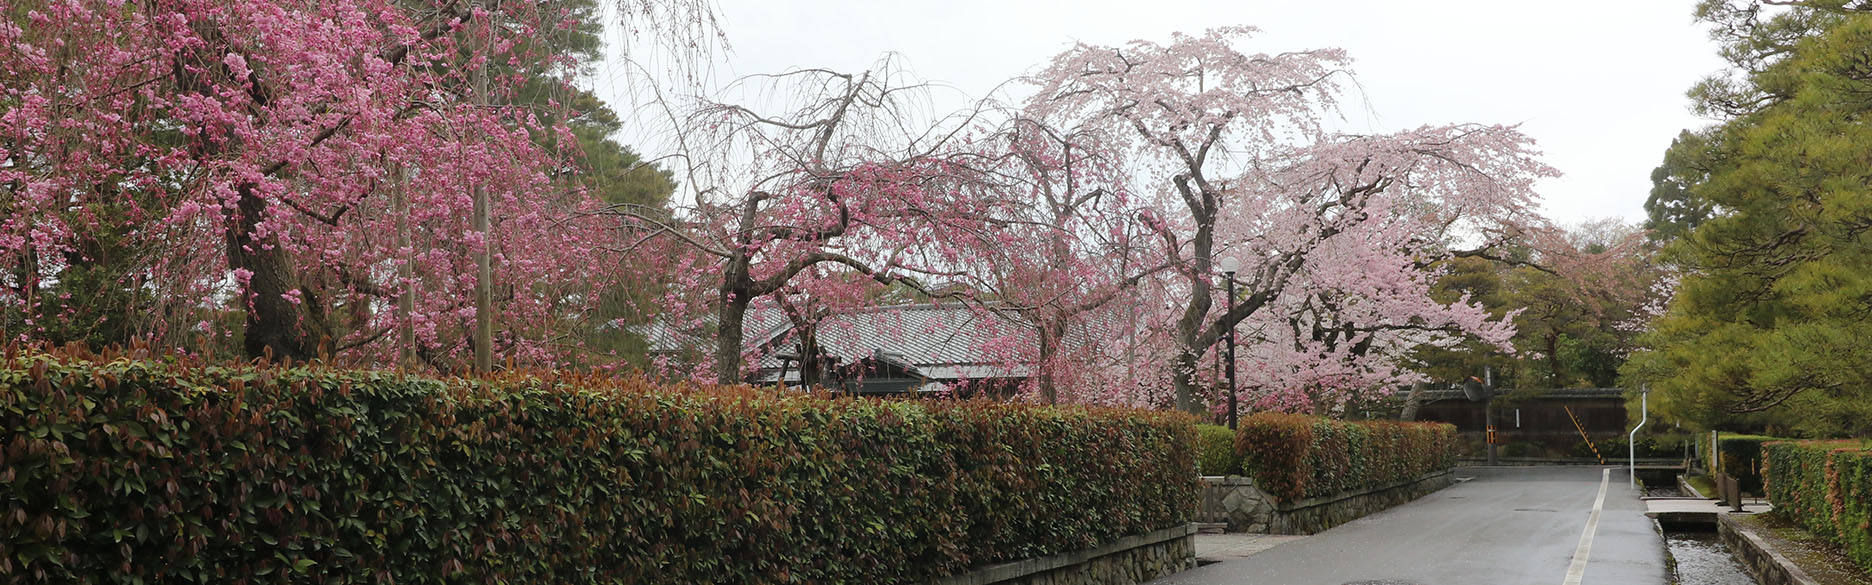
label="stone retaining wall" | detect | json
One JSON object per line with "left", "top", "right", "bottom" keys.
{"left": 1197, "top": 470, "right": 1454, "bottom": 534}
{"left": 928, "top": 524, "right": 1196, "bottom": 585}
{"left": 1195, "top": 476, "right": 1272, "bottom": 532}
{"left": 1719, "top": 515, "right": 1820, "bottom": 585}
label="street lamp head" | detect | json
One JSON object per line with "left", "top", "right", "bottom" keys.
{"left": 1219, "top": 255, "right": 1240, "bottom": 275}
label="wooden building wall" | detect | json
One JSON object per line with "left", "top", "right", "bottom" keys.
{"left": 1417, "top": 398, "right": 1628, "bottom": 437}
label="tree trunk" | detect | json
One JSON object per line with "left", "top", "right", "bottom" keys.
{"left": 776, "top": 295, "right": 824, "bottom": 388}
{"left": 1545, "top": 332, "right": 1563, "bottom": 386}
{"left": 1172, "top": 268, "right": 1214, "bottom": 414}
{"left": 227, "top": 185, "right": 320, "bottom": 361}
{"left": 14, "top": 251, "right": 38, "bottom": 333}
{"left": 1400, "top": 382, "right": 1425, "bottom": 421}
{"left": 798, "top": 322, "right": 822, "bottom": 388}
{"left": 175, "top": 30, "right": 320, "bottom": 362}
{"left": 1035, "top": 314, "right": 1068, "bottom": 404}
{"left": 714, "top": 290, "right": 751, "bottom": 384}
{"left": 1172, "top": 346, "right": 1204, "bottom": 413}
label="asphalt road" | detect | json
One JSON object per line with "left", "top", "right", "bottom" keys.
{"left": 1155, "top": 466, "right": 1667, "bottom": 585}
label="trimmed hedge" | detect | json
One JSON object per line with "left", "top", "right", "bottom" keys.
{"left": 1196, "top": 424, "right": 1243, "bottom": 476}
{"left": 1718, "top": 434, "right": 1779, "bottom": 494}
{"left": 1762, "top": 440, "right": 1872, "bottom": 574}
{"left": 1233, "top": 413, "right": 1459, "bottom": 503}
{"left": 0, "top": 352, "right": 1197, "bottom": 584}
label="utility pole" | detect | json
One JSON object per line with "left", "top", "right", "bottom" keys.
{"left": 396, "top": 163, "right": 416, "bottom": 370}
{"left": 471, "top": 2, "right": 494, "bottom": 374}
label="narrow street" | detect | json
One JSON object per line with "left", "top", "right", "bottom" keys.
{"left": 1158, "top": 466, "right": 1666, "bottom": 585}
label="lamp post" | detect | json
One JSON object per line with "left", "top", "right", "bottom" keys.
{"left": 1220, "top": 256, "right": 1240, "bottom": 430}
{"left": 1484, "top": 366, "right": 1497, "bottom": 466}
{"left": 1630, "top": 384, "right": 1649, "bottom": 488}
{"left": 1467, "top": 366, "right": 1496, "bottom": 465}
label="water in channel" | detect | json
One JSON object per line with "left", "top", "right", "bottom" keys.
{"left": 1664, "top": 528, "right": 1758, "bottom": 585}
{"left": 1648, "top": 476, "right": 1760, "bottom": 585}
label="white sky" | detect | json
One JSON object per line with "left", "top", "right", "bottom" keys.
{"left": 593, "top": 0, "right": 1729, "bottom": 226}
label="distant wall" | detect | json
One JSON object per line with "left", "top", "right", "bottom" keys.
{"left": 1418, "top": 398, "right": 1628, "bottom": 436}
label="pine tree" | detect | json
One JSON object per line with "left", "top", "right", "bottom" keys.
{"left": 1626, "top": 1, "right": 1872, "bottom": 437}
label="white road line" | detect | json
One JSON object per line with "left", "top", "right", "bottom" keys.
{"left": 1563, "top": 468, "right": 1611, "bottom": 585}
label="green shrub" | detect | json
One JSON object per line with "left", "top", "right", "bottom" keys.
{"left": 1719, "top": 434, "right": 1779, "bottom": 494}
{"left": 1501, "top": 441, "right": 1542, "bottom": 458}
{"left": 1573, "top": 437, "right": 1618, "bottom": 460}
{"left": 1763, "top": 441, "right": 1837, "bottom": 534}
{"left": 1235, "top": 413, "right": 1309, "bottom": 499}
{"left": 1833, "top": 449, "right": 1872, "bottom": 572}
{"left": 1196, "top": 424, "right": 1244, "bottom": 476}
{"left": 1763, "top": 441, "right": 1872, "bottom": 574}
{"left": 0, "top": 352, "right": 1197, "bottom": 584}
{"left": 1637, "top": 432, "right": 1691, "bottom": 458}
{"left": 1234, "top": 413, "right": 1458, "bottom": 502}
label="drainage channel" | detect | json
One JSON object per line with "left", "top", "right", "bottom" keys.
{"left": 1658, "top": 519, "right": 1757, "bottom": 585}
{"left": 1648, "top": 479, "right": 1760, "bottom": 585}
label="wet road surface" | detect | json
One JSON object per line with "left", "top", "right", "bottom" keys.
{"left": 1156, "top": 466, "right": 1666, "bottom": 585}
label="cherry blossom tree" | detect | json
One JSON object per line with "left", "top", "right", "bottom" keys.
{"left": 1231, "top": 197, "right": 1524, "bottom": 414}
{"left": 1501, "top": 220, "right": 1658, "bottom": 387}
{"left": 957, "top": 116, "right": 1171, "bottom": 404}
{"left": 0, "top": 0, "right": 717, "bottom": 369}
{"left": 616, "top": 62, "right": 1016, "bottom": 383}
{"left": 1025, "top": 28, "right": 1556, "bottom": 413}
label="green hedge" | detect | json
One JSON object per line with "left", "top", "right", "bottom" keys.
{"left": 1233, "top": 413, "right": 1459, "bottom": 502}
{"left": 1196, "top": 424, "right": 1243, "bottom": 476}
{"left": 0, "top": 352, "right": 1197, "bottom": 584}
{"left": 1718, "top": 434, "right": 1779, "bottom": 494}
{"left": 1762, "top": 441, "right": 1872, "bottom": 574}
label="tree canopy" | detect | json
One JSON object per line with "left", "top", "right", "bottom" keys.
{"left": 1646, "top": 131, "right": 1717, "bottom": 245}
{"left": 1624, "top": 0, "right": 1872, "bottom": 437}
{"left": 9, "top": 2, "right": 1695, "bottom": 420}
{"left": 1021, "top": 28, "right": 1552, "bottom": 413}
{"left": 1, "top": 0, "right": 700, "bottom": 371}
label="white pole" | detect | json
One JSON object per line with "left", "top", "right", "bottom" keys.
{"left": 1630, "top": 386, "right": 1648, "bottom": 488}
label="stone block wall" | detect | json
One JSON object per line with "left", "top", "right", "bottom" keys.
{"left": 929, "top": 524, "right": 1196, "bottom": 585}
{"left": 1197, "top": 471, "right": 1454, "bottom": 534}
{"left": 1196, "top": 476, "right": 1276, "bottom": 533}
{"left": 1718, "top": 515, "right": 1821, "bottom": 585}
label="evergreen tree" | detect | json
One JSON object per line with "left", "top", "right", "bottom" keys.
{"left": 1625, "top": 1, "right": 1872, "bottom": 437}
{"left": 1645, "top": 131, "right": 1716, "bottom": 244}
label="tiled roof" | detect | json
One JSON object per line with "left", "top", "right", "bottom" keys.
{"left": 752, "top": 304, "right": 1034, "bottom": 380}
{"left": 637, "top": 310, "right": 788, "bottom": 355}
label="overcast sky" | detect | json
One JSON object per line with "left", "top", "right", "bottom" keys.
{"left": 594, "top": 0, "right": 1729, "bottom": 227}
